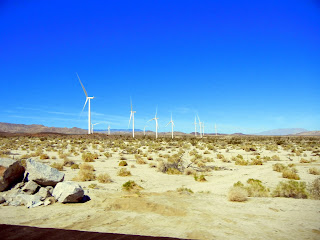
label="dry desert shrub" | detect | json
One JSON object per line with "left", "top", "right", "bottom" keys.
{"left": 82, "top": 152, "right": 98, "bottom": 162}
{"left": 120, "top": 156, "right": 127, "bottom": 160}
{"left": 71, "top": 163, "right": 79, "bottom": 169}
{"left": 246, "top": 179, "right": 269, "bottom": 197}
{"left": 194, "top": 174, "right": 207, "bottom": 182}
{"left": 272, "top": 180, "right": 308, "bottom": 199}
{"left": 117, "top": 168, "right": 131, "bottom": 176}
{"left": 309, "top": 167, "right": 320, "bottom": 175}
{"left": 228, "top": 186, "right": 248, "bottom": 202}
{"left": 176, "top": 187, "right": 194, "bottom": 194}
{"left": 273, "top": 163, "right": 287, "bottom": 172}
{"left": 104, "top": 152, "right": 112, "bottom": 158}
{"left": 122, "top": 180, "right": 143, "bottom": 192}
{"left": 300, "top": 158, "right": 311, "bottom": 163}
{"left": 235, "top": 158, "right": 249, "bottom": 166}
{"left": 97, "top": 173, "right": 112, "bottom": 183}
{"left": 309, "top": 178, "right": 320, "bottom": 200}
{"left": 75, "top": 163, "right": 96, "bottom": 181}
{"left": 39, "top": 154, "right": 50, "bottom": 160}
{"left": 149, "top": 162, "right": 157, "bottom": 168}
{"left": 282, "top": 168, "right": 300, "bottom": 180}
{"left": 271, "top": 155, "right": 280, "bottom": 161}
{"left": 119, "top": 160, "right": 128, "bottom": 166}
{"left": 250, "top": 158, "right": 263, "bottom": 165}
{"left": 184, "top": 168, "right": 196, "bottom": 175}
{"left": 50, "top": 162, "right": 64, "bottom": 171}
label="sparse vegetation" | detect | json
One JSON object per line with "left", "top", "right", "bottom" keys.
{"left": 122, "top": 180, "right": 143, "bottom": 192}
{"left": 228, "top": 186, "right": 248, "bottom": 202}
{"left": 272, "top": 180, "right": 308, "bottom": 199}
{"left": 118, "top": 168, "right": 131, "bottom": 176}
{"left": 97, "top": 173, "right": 112, "bottom": 183}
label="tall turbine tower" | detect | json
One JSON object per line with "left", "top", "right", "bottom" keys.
{"left": 91, "top": 122, "right": 100, "bottom": 134}
{"left": 108, "top": 125, "right": 110, "bottom": 135}
{"left": 148, "top": 109, "right": 159, "bottom": 139}
{"left": 193, "top": 116, "right": 197, "bottom": 136}
{"left": 165, "top": 113, "right": 175, "bottom": 139}
{"left": 128, "top": 99, "right": 136, "bottom": 138}
{"left": 77, "top": 73, "right": 94, "bottom": 134}
{"left": 202, "top": 122, "right": 205, "bottom": 137}
{"left": 143, "top": 126, "right": 147, "bottom": 136}
{"left": 215, "top": 123, "right": 217, "bottom": 136}
{"left": 197, "top": 115, "right": 202, "bottom": 138}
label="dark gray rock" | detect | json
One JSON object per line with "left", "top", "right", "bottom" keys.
{"left": 53, "top": 181, "right": 84, "bottom": 203}
{"left": 22, "top": 181, "right": 40, "bottom": 195}
{"left": 26, "top": 159, "right": 64, "bottom": 186}
{"left": 0, "top": 196, "right": 5, "bottom": 204}
{"left": 0, "top": 158, "right": 25, "bottom": 192}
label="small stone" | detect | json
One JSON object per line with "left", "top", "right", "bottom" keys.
{"left": 44, "top": 197, "right": 56, "bottom": 206}
{"left": 22, "top": 181, "right": 40, "bottom": 195}
{"left": 35, "top": 187, "right": 51, "bottom": 200}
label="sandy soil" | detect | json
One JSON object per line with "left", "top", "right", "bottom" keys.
{"left": 1, "top": 137, "right": 320, "bottom": 239}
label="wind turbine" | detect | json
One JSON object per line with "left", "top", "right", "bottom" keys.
{"left": 108, "top": 125, "right": 110, "bottom": 135}
{"left": 202, "top": 122, "right": 205, "bottom": 137}
{"left": 193, "top": 116, "right": 197, "bottom": 137}
{"left": 143, "top": 126, "right": 147, "bottom": 136}
{"left": 165, "top": 113, "right": 175, "bottom": 139}
{"left": 77, "top": 73, "right": 94, "bottom": 134}
{"left": 91, "top": 122, "right": 100, "bottom": 134}
{"left": 128, "top": 99, "right": 136, "bottom": 138}
{"left": 215, "top": 123, "right": 217, "bottom": 136}
{"left": 197, "top": 115, "right": 202, "bottom": 138}
{"left": 148, "top": 108, "right": 159, "bottom": 139}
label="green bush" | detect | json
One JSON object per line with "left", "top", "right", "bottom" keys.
{"left": 272, "top": 180, "right": 308, "bottom": 199}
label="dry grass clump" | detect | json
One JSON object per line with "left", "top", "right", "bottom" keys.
{"left": 148, "top": 162, "right": 157, "bottom": 168}
{"left": 117, "top": 168, "right": 131, "bottom": 176}
{"left": 250, "top": 157, "right": 263, "bottom": 165}
{"left": 104, "top": 152, "right": 112, "bottom": 158}
{"left": 273, "top": 163, "right": 287, "bottom": 172}
{"left": 122, "top": 180, "right": 143, "bottom": 192}
{"left": 82, "top": 152, "right": 98, "bottom": 162}
{"left": 97, "top": 173, "right": 112, "bottom": 183}
{"left": 39, "top": 154, "right": 50, "bottom": 160}
{"left": 308, "top": 178, "right": 320, "bottom": 200}
{"left": 184, "top": 168, "right": 196, "bottom": 175}
{"left": 63, "top": 158, "right": 75, "bottom": 167}
{"left": 272, "top": 180, "right": 308, "bottom": 199}
{"left": 50, "top": 162, "right": 64, "bottom": 171}
{"left": 71, "top": 163, "right": 79, "bottom": 169}
{"left": 135, "top": 154, "right": 147, "bottom": 164}
{"left": 246, "top": 179, "right": 269, "bottom": 197}
{"left": 309, "top": 167, "right": 320, "bottom": 175}
{"left": 300, "top": 158, "right": 311, "bottom": 163}
{"left": 228, "top": 186, "right": 248, "bottom": 202}
{"left": 119, "top": 160, "right": 128, "bottom": 166}
{"left": 235, "top": 158, "right": 248, "bottom": 166}
{"left": 120, "top": 156, "right": 127, "bottom": 160}
{"left": 282, "top": 168, "right": 300, "bottom": 180}
{"left": 194, "top": 174, "right": 207, "bottom": 182}
{"left": 271, "top": 155, "right": 280, "bottom": 161}
{"left": 75, "top": 163, "right": 96, "bottom": 181}
{"left": 176, "top": 187, "right": 193, "bottom": 194}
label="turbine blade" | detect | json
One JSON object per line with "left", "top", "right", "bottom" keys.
{"left": 81, "top": 98, "right": 88, "bottom": 115}
{"left": 147, "top": 119, "right": 153, "bottom": 123}
{"left": 128, "top": 112, "right": 132, "bottom": 128}
{"left": 165, "top": 122, "right": 170, "bottom": 127}
{"left": 76, "top": 73, "right": 88, "bottom": 98}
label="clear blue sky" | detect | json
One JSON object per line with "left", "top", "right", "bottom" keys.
{"left": 1, "top": 0, "right": 319, "bottom": 134}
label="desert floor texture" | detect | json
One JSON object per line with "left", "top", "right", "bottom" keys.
{"left": 0, "top": 134, "right": 320, "bottom": 240}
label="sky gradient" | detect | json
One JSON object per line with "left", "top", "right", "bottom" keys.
{"left": 1, "top": 0, "right": 319, "bottom": 134}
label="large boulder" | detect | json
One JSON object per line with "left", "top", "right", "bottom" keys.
{"left": 0, "top": 158, "right": 25, "bottom": 192}
{"left": 53, "top": 181, "right": 84, "bottom": 203}
{"left": 25, "top": 159, "right": 64, "bottom": 186}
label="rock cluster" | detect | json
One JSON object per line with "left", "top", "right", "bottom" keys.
{"left": 0, "top": 158, "right": 87, "bottom": 208}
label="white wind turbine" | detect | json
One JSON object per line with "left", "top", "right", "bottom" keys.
{"left": 202, "top": 122, "right": 205, "bottom": 137}
{"left": 215, "top": 123, "right": 217, "bottom": 136}
{"left": 148, "top": 108, "right": 159, "bottom": 139}
{"left": 143, "top": 126, "right": 147, "bottom": 136}
{"left": 108, "top": 125, "right": 110, "bottom": 135}
{"left": 193, "top": 116, "right": 197, "bottom": 137}
{"left": 197, "top": 115, "right": 202, "bottom": 138}
{"left": 91, "top": 122, "right": 100, "bottom": 134}
{"left": 128, "top": 99, "right": 136, "bottom": 138}
{"left": 77, "top": 73, "right": 94, "bottom": 134}
{"left": 165, "top": 113, "right": 175, "bottom": 139}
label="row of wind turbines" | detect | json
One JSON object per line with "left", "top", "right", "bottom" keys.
{"left": 77, "top": 73, "right": 218, "bottom": 138}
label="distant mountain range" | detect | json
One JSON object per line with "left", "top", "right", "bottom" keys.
{"left": 0, "top": 123, "right": 319, "bottom": 136}
{"left": 0, "top": 122, "right": 87, "bottom": 134}
{"left": 254, "top": 128, "right": 309, "bottom": 136}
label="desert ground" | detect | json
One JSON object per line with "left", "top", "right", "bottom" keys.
{"left": 0, "top": 134, "right": 320, "bottom": 240}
